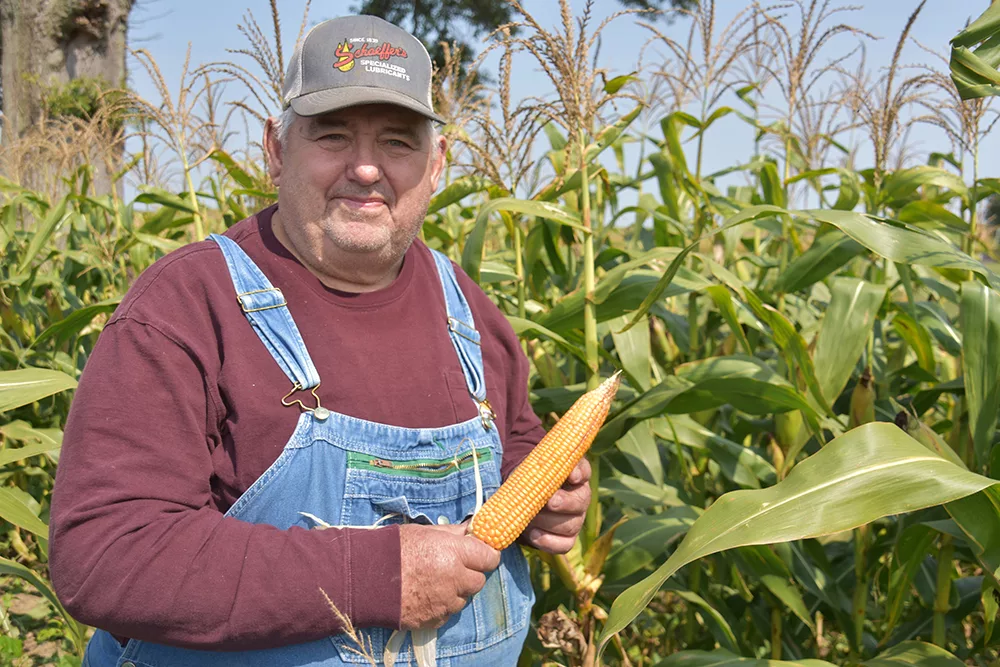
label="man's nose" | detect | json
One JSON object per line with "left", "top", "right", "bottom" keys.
{"left": 346, "top": 140, "right": 382, "bottom": 185}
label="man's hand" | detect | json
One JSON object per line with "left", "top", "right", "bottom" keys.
{"left": 399, "top": 522, "right": 500, "bottom": 629}
{"left": 520, "top": 457, "right": 592, "bottom": 554}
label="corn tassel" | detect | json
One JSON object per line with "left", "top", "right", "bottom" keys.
{"left": 468, "top": 372, "right": 622, "bottom": 549}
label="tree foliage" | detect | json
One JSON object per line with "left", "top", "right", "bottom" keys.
{"left": 353, "top": 0, "right": 696, "bottom": 73}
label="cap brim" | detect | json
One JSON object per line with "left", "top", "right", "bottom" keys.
{"left": 289, "top": 86, "right": 444, "bottom": 123}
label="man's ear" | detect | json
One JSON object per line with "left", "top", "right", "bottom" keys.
{"left": 429, "top": 133, "right": 447, "bottom": 191}
{"left": 263, "top": 117, "right": 284, "bottom": 186}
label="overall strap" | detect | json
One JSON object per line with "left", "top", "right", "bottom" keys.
{"left": 429, "top": 250, "right": 492, "bottom": 417}
{"left": 209, "top": 234, "right": 321, "bottom": 391}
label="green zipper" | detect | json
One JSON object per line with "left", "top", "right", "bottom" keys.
{"left": 347, "top": 448, "right": 493, "bottom": 478}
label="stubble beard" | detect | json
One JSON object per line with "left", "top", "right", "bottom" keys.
{"left": 275, "top": 183, "right": 432, "bottom": 288}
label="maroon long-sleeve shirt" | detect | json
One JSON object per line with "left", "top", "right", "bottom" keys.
{"left": 48, "top": 205, "right": 545, "bottom": 650}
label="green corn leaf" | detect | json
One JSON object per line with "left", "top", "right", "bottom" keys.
{"left": 863, "top": 640, "right": 966, "bottom": 666}
{"left": 758, "top": 161, "right": 786, "bottom": 208}
{"left": 135, "top": 188, "right": 198, "bottom": 213}
{"left": 602, "top": 74, "right": 637, "bottom": 95}
{"left": 695, "top": 106, "right": 736, "bottom": 136}
{"left": 615, "top": 421, "right": 663, "bottom": 486}
{"left": 722, "top": 205, "right": 996, "bottom": 287}
{"left": 774, "top": 231, "right": 866, "bottom": 294}
{"left": 950, "top": 2, "right": 1000, "bottom": 99}
{"left": 668, "top": 376, "right": 818, "bottom": 420}
{"left": 536, "top": 247, "right": 682, "bottom": 333}
{"left": 604, "top": 506, "right": 700, "bottom": 582}
{"left": 805, "top": 209, "right": 998, "bottom": 288}
{"left": 230, "top": 188, "right": 277, "bottom": 200}
{"left": 0, "top": 557, "right": 83, "bottom": 641}
{"left": 461, "top": 198, "right": 586, "bottom": 283}
{"left": 734, "top": 545, "right": 816, "bottom": 632}
{"left": 593, "top": 376, "right": 693, "bottom": 453}
{"left": 596, "top": 423, "right": 996, "bottom": 657}
{"left": 706, "top": 285, "right": 752, "bottom": 356}
{"left": 0, "top": 424, "right": 61, "bottom": 467}
{"left": 208, "top": 149, "right": 255, "bottom": 189}
{"left": 945, "top": 485, "right": 1000, "bottom": 584}
{"left": 666, "top": 585, "right": 740, "bottom": 653}
{"left": 506, "top": 316, "right": 588, "bottom": 364}
{"left": 883, "top": 166, "right": 969, "bottom": 205}
{"left": 813, "top": 278, "right": 887, "bottom": 404}
{"left": 654, "top": 648, "right": 833, "bottom": 666}
{"left": 0, "top": 369, "right": 77, "bottom": 413}
{"left": 599, "top": 474, "right": 685, "bottom": 510}
{"left": 885, "top": 524, "right": 937, "bottom": 636}
{"left": 15, "top": 196, "right": 70, "bottom": 275}
{"left": 0, "top": 487, "right": 48, "bottom": 538}
{"left": 653, "top": 641, "right": 964, "bottom": 667}
{"left": 133, "top": 232, "right": 184, "bottom": 254}
{"left": 896, "top": 200, "right": 968, "bottom": 231}
{"left": 892, "top": 308, "right": 937, "bottom": 374}
{"left": 610, "top": 314, "right": 651, "bottom": 391}
{"left": 616, "top": 240, "right": 699, "bottom": 333}
{"left": 585, "top": 105, "right": 642, "bottom": 163}
{"left": 479, "top": 259, "right": 518, "bottom": 284}
{"left": 673, "top": 355, "right": 789, "bottom": 387}
{"left": 915, "top": 302, "right": 962, "bottom": 357}
{"left": 32, "top": 298, "right": 121, "bottom": 348}
{"left": 593, "top": 358, "right": 821, "bottom": 454}
{"left": 743, "top": 288, "right": 832, "bottom": 416}
{"left": 656, "top": 415, "right": 776, "bottom": 488}
{"left": 427, "top": 174, "right": 491, "bottom": 214}
{"left": 959, "top": 282, "right": 1000, "bottom": 471}
{"left": 0, "top": 420, "right": 62, "bottom": 448}
{"left": 983, "top": 577, "right": 999, "bottom": 645}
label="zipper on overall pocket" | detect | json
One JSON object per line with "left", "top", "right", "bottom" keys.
{"left": 348, "top": 448, "right": 493, "bottom": 478}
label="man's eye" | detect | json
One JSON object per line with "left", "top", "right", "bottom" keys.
{"left": 385, "top": 138, "right": 413, "bottom": 149}
{"left": 319, "top": 133, "right": 347, "bottom": 142}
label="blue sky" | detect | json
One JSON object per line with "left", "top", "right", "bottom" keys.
{"left": 126, "top": 0, "right": 999, "bottom": 200}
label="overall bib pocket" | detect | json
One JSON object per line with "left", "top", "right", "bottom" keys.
{"left": 333, "top": 444, "right": 524, "bottom": 663}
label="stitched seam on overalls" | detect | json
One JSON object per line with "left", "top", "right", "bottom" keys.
{"left": 307, "top": 416, "right": 490, "bottom": 452}
{"left": 224, "top": 416, "right": 312, "bottom": 519}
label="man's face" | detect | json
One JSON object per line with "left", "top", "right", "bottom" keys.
{"left": 266, "top": 103, "right": 445, "bottom": 281}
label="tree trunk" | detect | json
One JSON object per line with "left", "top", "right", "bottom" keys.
{"left": 0, "top": 0, "right": 133, "bottom": 194}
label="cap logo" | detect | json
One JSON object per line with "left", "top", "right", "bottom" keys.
{"left": 333, "top": 37, "right": 409, "bottom": 76}
{"left": 334, "top": 42, "right": 356, "bottom": 72}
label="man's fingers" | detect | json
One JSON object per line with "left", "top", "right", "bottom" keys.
{"left": 430, "top": 522, "right": 470, "bottom": 536}
{"left": 545, "top": 483, "right": 592, "bottom": 514}
{"left": 529, "top": 511, "right": 585, "bottom": 538}
{"left": 527, "top": 530, "right": 577, "bottom": 554}
{"left": 564, "top": 457, "right": 592, "bottom": 486}
{"left": 456, "top": 570, "right": 487, "bottom": 598}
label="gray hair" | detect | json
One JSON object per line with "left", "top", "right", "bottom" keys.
{"left": 274, "top": 107, "right": 298, "bottom": 149}
{"left": 273, "top": 107, "right": 441, "bottom": 152}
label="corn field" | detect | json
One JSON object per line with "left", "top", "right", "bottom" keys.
{"left": 3, "top": 1, "right": 1000, "bottom": 665}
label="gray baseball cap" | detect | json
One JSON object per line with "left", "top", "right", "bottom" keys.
{"left": 282, "top": 15, "right": 443, "bottom": 123}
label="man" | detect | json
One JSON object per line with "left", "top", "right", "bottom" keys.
{"left": 49, "top": 14, "right": 592, "bottom": 667}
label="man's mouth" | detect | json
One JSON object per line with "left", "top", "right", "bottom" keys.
{"left": 337, "top": 196, "right": 386, "bottom": 210}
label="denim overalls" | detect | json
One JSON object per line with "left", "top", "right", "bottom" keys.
{"left": 83, "top": 235, "right": 534, "bottom": 666}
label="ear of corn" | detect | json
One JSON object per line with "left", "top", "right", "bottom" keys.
{"left": 849, "top": 367, "right": 875, "bottom": 429}
{"left": 894, "top": 410, "right": 968, "bottom": 469}
{"left": 468, "top": 371, "right": 622, "bottom": 550}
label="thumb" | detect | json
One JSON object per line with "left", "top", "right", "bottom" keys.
{"left": 455, "top": 530, "right": 501, "bottom": 572}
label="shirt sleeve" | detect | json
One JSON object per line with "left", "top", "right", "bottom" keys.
{"left": 49, "top": 318, "right": 402, "bottom": 650}
{"left": 499, "top": 345, "right": 547, "bottom": 480}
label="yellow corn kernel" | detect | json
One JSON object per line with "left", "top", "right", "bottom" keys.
{"left": 468, "top": 371, "right": 622, "bottom": 550}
